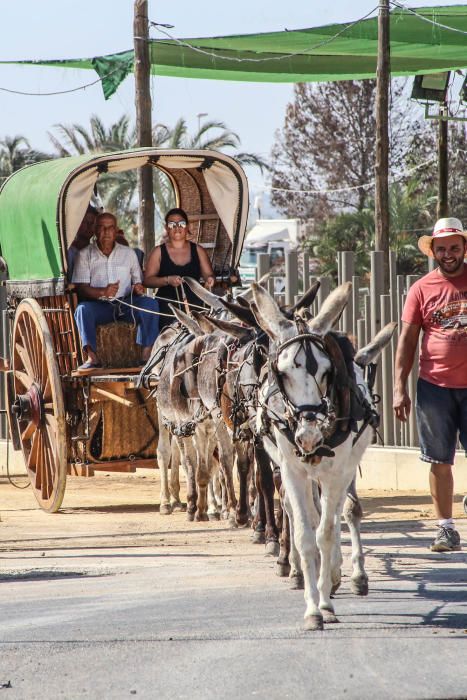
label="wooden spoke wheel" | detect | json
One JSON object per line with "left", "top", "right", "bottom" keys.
{"left": 12, "top": 299, "right": 67, "bottom": 512}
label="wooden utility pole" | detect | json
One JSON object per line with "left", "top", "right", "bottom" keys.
{"left": 134, "top": 0, "right": 154, "bottom": 255}
{"left": 437, "top": 104, "right": 449, "bottom": 218}
{"left": 427, "top": 103, "right": 449, "bottom": 272}
{"left": 374, "top": 0, "right": 390, "bottom": 293}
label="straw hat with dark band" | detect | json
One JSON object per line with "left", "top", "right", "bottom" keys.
{"left": 418, "top": 217, "right": 467, "bottom": 257}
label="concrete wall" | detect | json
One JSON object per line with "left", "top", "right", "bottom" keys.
{"left": 2, "top": 440, "right": 467, "bottom": 492}
{"left": 358, "top": 447, "right": 467, "bottom": 491}
{"left": 0, "top": 442, "right": 27, "bottom": 477}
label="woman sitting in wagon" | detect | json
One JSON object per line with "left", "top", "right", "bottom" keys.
{"left": 143, "top": 208, "right": 215, "bottom": 330}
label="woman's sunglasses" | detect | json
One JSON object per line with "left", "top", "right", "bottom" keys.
{"left": 167, "top": 220, "right": 187, "bottom": 229}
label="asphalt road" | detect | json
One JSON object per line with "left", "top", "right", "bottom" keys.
{"left": 0, "top": 476, "right": 466, "bottom": 700}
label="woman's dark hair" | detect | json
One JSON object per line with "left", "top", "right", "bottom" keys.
{"left": 165, "top": 207, "right": 189, "bottom": 225}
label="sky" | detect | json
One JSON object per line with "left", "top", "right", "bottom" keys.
{"left": 0, "top": 0, "right": 463, "bottom": 214}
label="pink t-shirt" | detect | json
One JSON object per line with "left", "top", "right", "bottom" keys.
{"left": 402, "top": 265, "right": 467, "bottom": 388}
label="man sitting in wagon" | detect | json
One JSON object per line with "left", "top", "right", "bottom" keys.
{"left": 72, "top": 212, "right": 159, "bottom": 372}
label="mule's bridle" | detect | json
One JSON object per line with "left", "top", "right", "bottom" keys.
{"left": 269, "top": 328, "right": 334, "bottom": 424}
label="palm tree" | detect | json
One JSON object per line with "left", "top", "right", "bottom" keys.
{"left": 50, "top": 115, "right": 138, "bottom": 236}
{"left": 48, "top": 114, "right": 135, "bottom": 156}
{"left": 49, "top": 114, "right": 269, "bottom": 241}
{"left": 0, "top": 135, "right": 50, "bottom": 181}
{"left": 169, "top": 117, "right": 268, "bottom": 172}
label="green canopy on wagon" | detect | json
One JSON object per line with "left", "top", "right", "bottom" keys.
{"left": 0, "top": 149, "right": 249, "bottom": 283}
{"left": 2, "top": 5, "right": 467, "bottom": 98}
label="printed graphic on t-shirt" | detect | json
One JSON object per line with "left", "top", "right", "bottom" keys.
{"left": 402, "top": 268, "right": 467, "bottom": 386}
{"left": 431, "top": 298, "right": 467, "bottom": 329}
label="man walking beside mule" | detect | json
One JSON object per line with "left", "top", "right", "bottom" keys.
{"left": 393, "top": 217, "right": 467, "bottom": 552}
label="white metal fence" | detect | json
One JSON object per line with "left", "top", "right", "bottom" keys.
{"left": 255, "top": 250, "right": 425, "bottom": 449}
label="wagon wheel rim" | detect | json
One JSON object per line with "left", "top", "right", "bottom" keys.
{"left": 12, "top": 299, "right": 67, "bottom": 512}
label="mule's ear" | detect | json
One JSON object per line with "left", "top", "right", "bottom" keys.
{"left": 287, "top": 280, "right": 320, "bottom": 316}
{"left": 308, "top": 282, "right": 352, "bottom": 336}
{"left": 191, "top": 311, "right": 218, "bottom": 335}
{"left": 199, "top": 314, "right": 253, "bottom": 341}
{"left": 183, "top": 277, "right": 223, "bottom": 311}
{"left": 355, "top": 322, "right": 397, "bottom": 366}
{"left": 169, "top": 304, "right": 203, "bottom": 336}
{"left": 219, "top": 298, "right": 258, "bottom": 328}
{"left": 251, "top": 283, "right": 293, "bottom": 339}
{"left": 235, "top": 296, "right": 252, "bottom": 309}
{"left": 236, "top": 269, "right": 272, "bottom": 302}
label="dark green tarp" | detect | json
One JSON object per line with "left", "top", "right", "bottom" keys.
{"left": 2, "top": 6, "right": 467, "bottom": 98}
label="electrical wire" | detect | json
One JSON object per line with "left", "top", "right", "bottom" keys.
{"left": 390, "top": 1, "right": 467, "bottom": 37}
{"left": 257, "top": 157, "right": 436, "bottom": 196}
{"left": 0, "top": 6, "right": 381, "bottom": 97}
{"left": 149, "top": 6, "right": 380, "bottom": 65}
{"left": 0, "top": 431, "right": 30, "bottom": 489}
{"left": 0, "top": 59, "right": 133, "bottom": 97}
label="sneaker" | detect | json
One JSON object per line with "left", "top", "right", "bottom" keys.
{"left": 430, "top": 527, "right": 461, "bottom": 552}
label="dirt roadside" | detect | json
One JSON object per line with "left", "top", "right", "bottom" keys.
{"left": 1, "top": 471, "right": 465, "bottom": 555}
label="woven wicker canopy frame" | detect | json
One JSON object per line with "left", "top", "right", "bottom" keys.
{"left": 0, "top": 148, "right": 249, "bottom": 281}
{"left": 60, "top": 149, "right": 250, "bottom": 278}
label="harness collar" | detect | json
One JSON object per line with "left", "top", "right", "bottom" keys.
{"left": 265, "top": 321, "right": 351, "bottom": 460}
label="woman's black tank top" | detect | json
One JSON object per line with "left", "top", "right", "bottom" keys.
{"left": 157, "top": 242, "right": 202, "bottom": 328}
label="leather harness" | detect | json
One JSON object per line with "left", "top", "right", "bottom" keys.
{"left": 261, "top": 322, "right": 379, "bottom": 460}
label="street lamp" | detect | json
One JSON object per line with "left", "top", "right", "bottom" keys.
{"left": 197, "top": 112, "right": 208, "bottom": 133}
{"left": 411, "top": 72, "right": 450, "bottom": 103}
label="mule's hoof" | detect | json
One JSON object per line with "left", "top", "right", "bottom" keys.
{"left": 331, "top": 581, "right": 341, "bottom": 596}
{"left": 228, "top": 516, "right": 238, "bottom": 529}
{"left": 236, "top": 517, "right": 251, "bottom": 529}
{"left": 304, "top": 614, "right": 324, "bottom": 632}
{"left": 265, "top": 540, "right": 280, "bottom": 557}
{"left": 251, "top": 530, "right": 266, "bottom": 545}
{"left": 195, "top": 512, "right": 210, "bottom": 522}
{"left": 276, "top": 561, "right": 291, "bottom": 578}
{"left": 221, "top": 510, "right": 230, "bottom": 521}
{"left": 186, "top": 511, "right": 196, "bottom": 522}
{"left": 350, "top": 576, "right": 369, "bottom": 596}
{"left": 289, "top": 572, "right": 305, "bottom": 590}
{"left": 321, "top": 608, "right": 339, "bottom": 624}
{"left": 159, "top": 504, "right": 172, "bottom": 516}
{"left": 208, "top": 512, "right": 220, "bottom": 521}
{"left": 171, "top": 501, "right": 186, "bottom": 512}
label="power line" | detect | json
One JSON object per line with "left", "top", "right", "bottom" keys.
{"left": 0, "top": 4, "right": 381, "bottom": 98}
{"left": 390, "top": 1, "right": 467, "bottom": 37}
{"left": 258, "top": 157, "right": 436, "bottom": 195}
{"left": 0, "top": 76, "right": 104, "bottom": 96}
{"left": 149, "top": 6, "right": 380, "bottom": 64}
{"left": 0, "top": 59, "right": 132, "bottom": 97}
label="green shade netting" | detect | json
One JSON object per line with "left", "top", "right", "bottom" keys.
{"left": 2, "top": 6, "right": 467, "bottom": 98}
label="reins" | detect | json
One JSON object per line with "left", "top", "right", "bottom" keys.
{"left": 270, "top": 325, "right": 333, "bottom": 422}
{"left": 262, "top": 321, "right": 351, "bottom": 459}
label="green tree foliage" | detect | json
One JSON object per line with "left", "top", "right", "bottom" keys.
{"left": 0, "top": 135, "right": 50, "bottom": 180}
{"left": 270, "top": 78, "right": 466, "bottom": 277}
{"left": 307, "top": 178, "right": 432, "bottom": 280}
{"left": 305, "top": 210, "right": 373, "bottom": 281}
